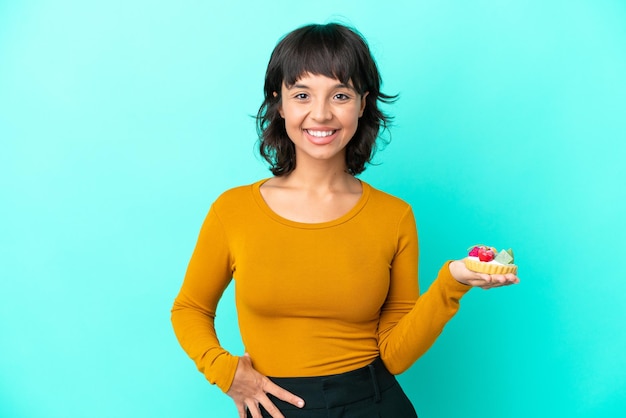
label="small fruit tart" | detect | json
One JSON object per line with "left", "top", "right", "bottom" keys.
{"left": 464, "top": 245, "right": 518, "bottom": 274}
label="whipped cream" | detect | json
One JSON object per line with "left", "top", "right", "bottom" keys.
{"left": 466, "top": 256, "right": 512, "bottom": 266}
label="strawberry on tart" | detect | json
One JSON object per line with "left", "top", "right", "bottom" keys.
{"left": 464, "top": 245, "right": 517, "bottom": 275}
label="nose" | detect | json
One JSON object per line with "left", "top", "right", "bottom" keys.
{"left": 311, "top": 99, "right": 332, "bottom": 121}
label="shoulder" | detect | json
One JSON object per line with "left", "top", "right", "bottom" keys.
{"left": 359, "top": 182, "right": 417, "bottom": 236}
{"left": 364, "top": 182, "right": 412, "bottom": 214}
{"left": 213, "top": 179, "right": 265, "bottom": 204}
{"left": 209, "top": 179, "right": 266, "bottom": 217}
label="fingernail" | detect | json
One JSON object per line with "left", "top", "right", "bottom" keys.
{"left": 297, "top": 400, "right": 304, "bottom": 408}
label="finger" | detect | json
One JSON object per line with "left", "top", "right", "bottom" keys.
{"left": 478, "top": 278, "right": 498, "bottom": 290}
{"left": 465, "top": 278, "right": 491, "bottom": 288}
{"left": 491, "top": 274, "right": 519, "bottom": 286}
{"left": 491, "top": 275, "right": 506, "bottom": 285}
{"left": 509, "top": 274, "right": 521, "bottom": 284}
{"left": 256, "top": 397, "right": 285, "bottom": 418}
{"left": 263, "top": 379, "right": 305, "bottom": 409}
{"left": 245, "top": 400, "right": 263, "bottom": 418}
{"left": 483, "top": 279, "right": 515, "bottom": 289}
{"left": 498, "top": 281, "right": 517, "bottom": 288}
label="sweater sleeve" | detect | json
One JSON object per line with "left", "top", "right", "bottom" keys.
{"left": 170, "top": 205, "right": 239, "bottom": 392}
{"left": 377, "top": 207, "right": 471, "bottom": 374}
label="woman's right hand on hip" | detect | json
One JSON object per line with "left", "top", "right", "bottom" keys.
{"left": 226, "top": 353, "right": 305, "bottom": 418}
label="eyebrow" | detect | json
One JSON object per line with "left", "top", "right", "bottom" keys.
{"left": 289, "top": 82, "right": 355, "bottom": 90}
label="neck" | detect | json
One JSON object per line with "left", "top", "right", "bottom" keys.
{"left": 279, "top": 160, "right": 358, "bottom": 193}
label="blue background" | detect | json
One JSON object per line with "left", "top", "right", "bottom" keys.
{"left": 1, "top": 1, "right": 625, "bottom": 417}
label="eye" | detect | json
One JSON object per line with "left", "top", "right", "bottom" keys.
{"left": 294, "top": 93, "right": 309, "bottom": 100}
{"left": 334, "top": 93, "right": 351, "bottom": 101}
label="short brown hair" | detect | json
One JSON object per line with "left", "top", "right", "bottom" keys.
{"left": 257, "top": 23, "right": 397, "bottom": 176}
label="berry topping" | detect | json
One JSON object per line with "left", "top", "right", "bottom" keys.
{"left": 478, "top": 247, "right": 495, "bottom": 262}
{"left": 467, "top": 244, "right": 515, "bottom": 265}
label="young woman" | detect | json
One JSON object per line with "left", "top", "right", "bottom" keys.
{"left": 171, "top": 23, "right": 519, "bottom": 418}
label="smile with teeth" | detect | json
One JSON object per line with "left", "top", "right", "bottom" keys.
{"left": 305, "top": 129, "right": 337, "bottom": 137}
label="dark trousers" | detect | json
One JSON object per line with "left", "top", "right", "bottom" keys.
{"left": 247, "top": 358, "right": 418, "bottom": 418}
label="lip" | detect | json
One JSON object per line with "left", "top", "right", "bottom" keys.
{"left": 304, "top": 128, "right": 339, "bottom": 145}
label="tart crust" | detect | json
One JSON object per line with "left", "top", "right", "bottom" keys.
{"left": 464, "top": 258, "right": 518, "bottom": 274}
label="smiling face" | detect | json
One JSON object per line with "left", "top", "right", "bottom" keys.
{"left": 278, "top": 73, "right": 368, "bottom": 169}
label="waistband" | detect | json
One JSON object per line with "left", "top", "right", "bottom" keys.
{"left": 267, "top": 358, "right": 397, "bottom": 410}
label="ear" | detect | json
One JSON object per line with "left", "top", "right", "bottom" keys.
{"left": 273, "top": 91, "right": 284, "bottom": 118}
{"left": 359, "top": 92, "right": 369, "bottom": 117}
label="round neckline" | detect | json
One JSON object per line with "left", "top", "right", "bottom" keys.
{"left": 251, "top": 178, "right": 370, "bottom": 229}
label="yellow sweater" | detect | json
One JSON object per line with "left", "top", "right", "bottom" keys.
{"left": 171, "top": 179, "right": 470, "bottom": 392}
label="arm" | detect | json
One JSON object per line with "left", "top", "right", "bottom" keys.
{"left": 377, "top": 207, "right": 471, "bottom": 374}
{"left": 170, "top": 205, "right": 239, "bottom": 392}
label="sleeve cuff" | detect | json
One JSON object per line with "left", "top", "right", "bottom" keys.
{"left": 438, "top": 260, "right": 472, "bottom": 297}
{"left": 208, "top": 352, "right": 240, "bottom": 393}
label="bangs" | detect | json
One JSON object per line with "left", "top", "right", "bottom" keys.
{"left": 277, "top": 24, "right": 368, "bottom": 93}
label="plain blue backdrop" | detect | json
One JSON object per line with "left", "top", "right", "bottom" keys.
{"left": 1, "top": 1, "right": 625, "bottom": 417}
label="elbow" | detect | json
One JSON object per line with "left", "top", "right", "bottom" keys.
{"left": 380, "top": 356, "right": 411, "bottom": 375}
